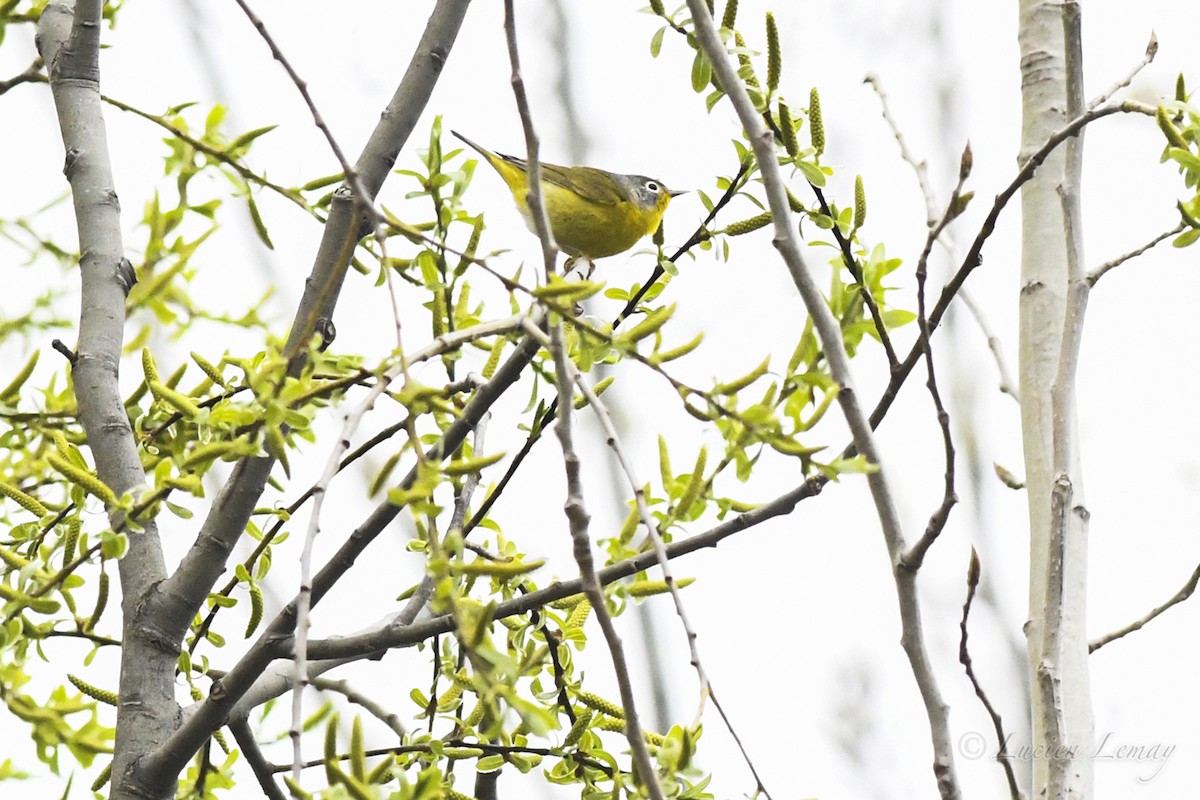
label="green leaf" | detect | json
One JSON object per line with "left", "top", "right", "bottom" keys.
{"left": 745, "top": 87, "right": 766, "bottom": 112}
{"left": 796, "top": 160, "right": 825, "bottom": 187}
{"left": 705, "top": 88, "right": 725, "bottom": 113}
{"left": 246, "top": 194, "right": 274, "bottom": 250}
{"left": 650, "top": 26, "right": 666, "bottom": 57}
{"left": 882, "top": 309, "right": 916, "bottom": 328}
{"left": 477, "top": 755, "right": 506, "bottom": 772}
{"left": 1166, "top": 146, "right": 1200, "bottom": 173}
{"left": 228, "top": 124, "right": 277, "bottom": 152}
{"left": 204, "top": 104, "right": 226, "bottom": 136}
{"left": 1174, "top": 227, "right": 1200, "bottom": 248}
{"left": 99, "top": 531, "right": 127, "bottom": 560}
{"left": 691, "top": 51, "right": 712, "bottom": 93}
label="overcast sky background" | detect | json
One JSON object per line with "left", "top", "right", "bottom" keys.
{"left": 2, "top": 0, "right": 1199, "bottom": 797}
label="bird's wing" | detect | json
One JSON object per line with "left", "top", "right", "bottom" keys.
{"left": 542, "top": 165, "right": 624, "bottom": 206}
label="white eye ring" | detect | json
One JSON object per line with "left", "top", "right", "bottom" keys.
{"left": 646, "top": 181, "right": 659, "bottom": 192}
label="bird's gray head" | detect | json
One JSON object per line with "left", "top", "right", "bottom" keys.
{"left": 615, "top": 173, "right": 683, "bottom": 210}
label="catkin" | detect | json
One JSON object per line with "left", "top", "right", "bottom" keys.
{"left": 765, "top": 13, "right": 781, "bottom": 93}
{"left": 0, "top": 481, "right": 48, "bottom": 517}
{"left": 853, "top": 175, "right": 867, "bottom": 229}
{"left": 809, "top": 87, "right": 825, "bottom": 155}
{"left": 720, "top": 212, "right": 772, "bottom": 236}
{"left": 69, "top": 673, "right": 117, "bottom": 706}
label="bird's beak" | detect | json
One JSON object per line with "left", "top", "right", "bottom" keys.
{"left": 668, "top": 189, "right": 688, "bottom": 197}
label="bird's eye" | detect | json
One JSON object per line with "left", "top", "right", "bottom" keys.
{"left": 646, "top": 181, "right": 659, "bottom": 192}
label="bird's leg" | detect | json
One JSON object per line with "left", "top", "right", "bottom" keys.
{"left": 560, "top": 256, "right": 595, "bottom": 279}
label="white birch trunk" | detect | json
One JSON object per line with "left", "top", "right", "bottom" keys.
{"left": 1017, "top": 1, "right": 1094, "bottom": 796}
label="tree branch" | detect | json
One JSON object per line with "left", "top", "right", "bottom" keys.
{"left": 1031, "top": 4, "right": 1093, "bottom": 795}
{"left": 289, "top": 327, "right": 412, "bottom": 781}
{"left": 901, "top": 155, "right": 968, "bottom": 569}
{"left": 299, "top": 478, "right": 829, "bottom": 665}
{"left": 504, "top": 1, "right": 663, "bottom": 795}
{"left": 1089, "top": 560, "right": 1200, "bottom": 653}
{"left": 686, "top": 3, "right": 962, "bottom": 797}
{"left": 867, "top": 98, "right": 1153, "bottom": 435}
{"left": 958, "top": 550, "right": 1024, "bottom": 800}
{"left": 1086, "top": 222, "right": 1185, "bottom": 286}
{"left": 867, "top": 75, "right": 1020, "bottom": 403}
{"left": 141, "top": 322, "right": 541, "bottom": 789}
{"left": 0, "top": 56, "right": 43, "bottom": 95}
{"left": 1088, "top": 32, "right": 1157, "bottom": 109}
{"left": 573, "top": 373, "right": 774, "bottom": 799}
{"left": 38, "top": 3, "right": 178, "bottom": 797}
{"left": 310, "top": 678, "right": 407, "bottom": 739}
{"left": 156, "top": 0, "right": 472, "bottom": 665}
{"left": 957, "top": 288, "right": 1020, "bottom": 402}
{"left": 227, "top": 578, "right": 436, "bottom": 720}
{"left": 230, "top": 719, "right": 288, "bottom": 800}
{"left": 547, "top": 303, "right": 664, "bottom": 800}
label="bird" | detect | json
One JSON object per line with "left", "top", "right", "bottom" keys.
{"left": 452, "top": 130, "right": 682, "bottom": 270}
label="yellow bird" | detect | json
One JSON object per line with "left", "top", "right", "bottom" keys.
{"left": 452, "top": 131, "right": 682, "bottom": 263}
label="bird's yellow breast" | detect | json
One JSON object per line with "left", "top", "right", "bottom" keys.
{"left": 513, "top": 181, "right": 660, "bottom": 259}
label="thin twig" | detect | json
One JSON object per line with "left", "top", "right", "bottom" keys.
{"left": 958, "top": 549, "right": 1024, "bottom": 800}
{"left": 43, "top": 628, "right": 121, "bottom": 647}
{"left": 50, "top": 338, "right": 76, "bottom": 364}
{"left": 807, "top": 182, "right": 901, "bottom": 370}
{"left": 957, "top": 288, "right": 1020, "bottom": 401}
{"left": 548, "top": 321, "right": 663, "bottom": 800}
{"left": 504, "top": 1, "right": 664, "bottom": 796}
{"left": 866, "top": 98, "right": 1154, "bottom": 437}
{"left": 504, "top": 1, "right": 558, "bottom": 283}
{"left": 902, "top": 161, "right": 968, "bottom": 568}
{"left": 271, "top": 738, "right": 611, "bottom": 775}
{"left": 96, "top": 91, "right": 308, "bottom": 210}
{"left": 574, "top": 373, "right": 774, "bottom": 798}
{"left": 1090, "top": 561, "right": 1200, "bottom": 652}
{"left": 1086, "top": 222, "right": 1185, "bottom": 286}
{"left": 311, "top": 677, "right": 407, "bottom": 738}
{"left": 421, "top": 416, "right": 490, "bottom": 734}
{"left": 291, "top": 332, "right": 417, "bottom": 779}
{"left": 865, "top": 74, "right": 938, "bottom": 225}
{"left": 230, "top": 0, "right": 375, "bottom": 221}
{"left": 868, "top": 75, "right": 1019, "bottom": 404}
{"left": 0, "top": 56, "right": 43, "bottom": 95}
{"left": 449, "top": 414, "right": 491, "bottom": 537}
{"left": 25, "top": 542, "right": 103, "bottom": 601}
{"left": 1088, "top": 32, "right": 1158, "bottom": 110}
